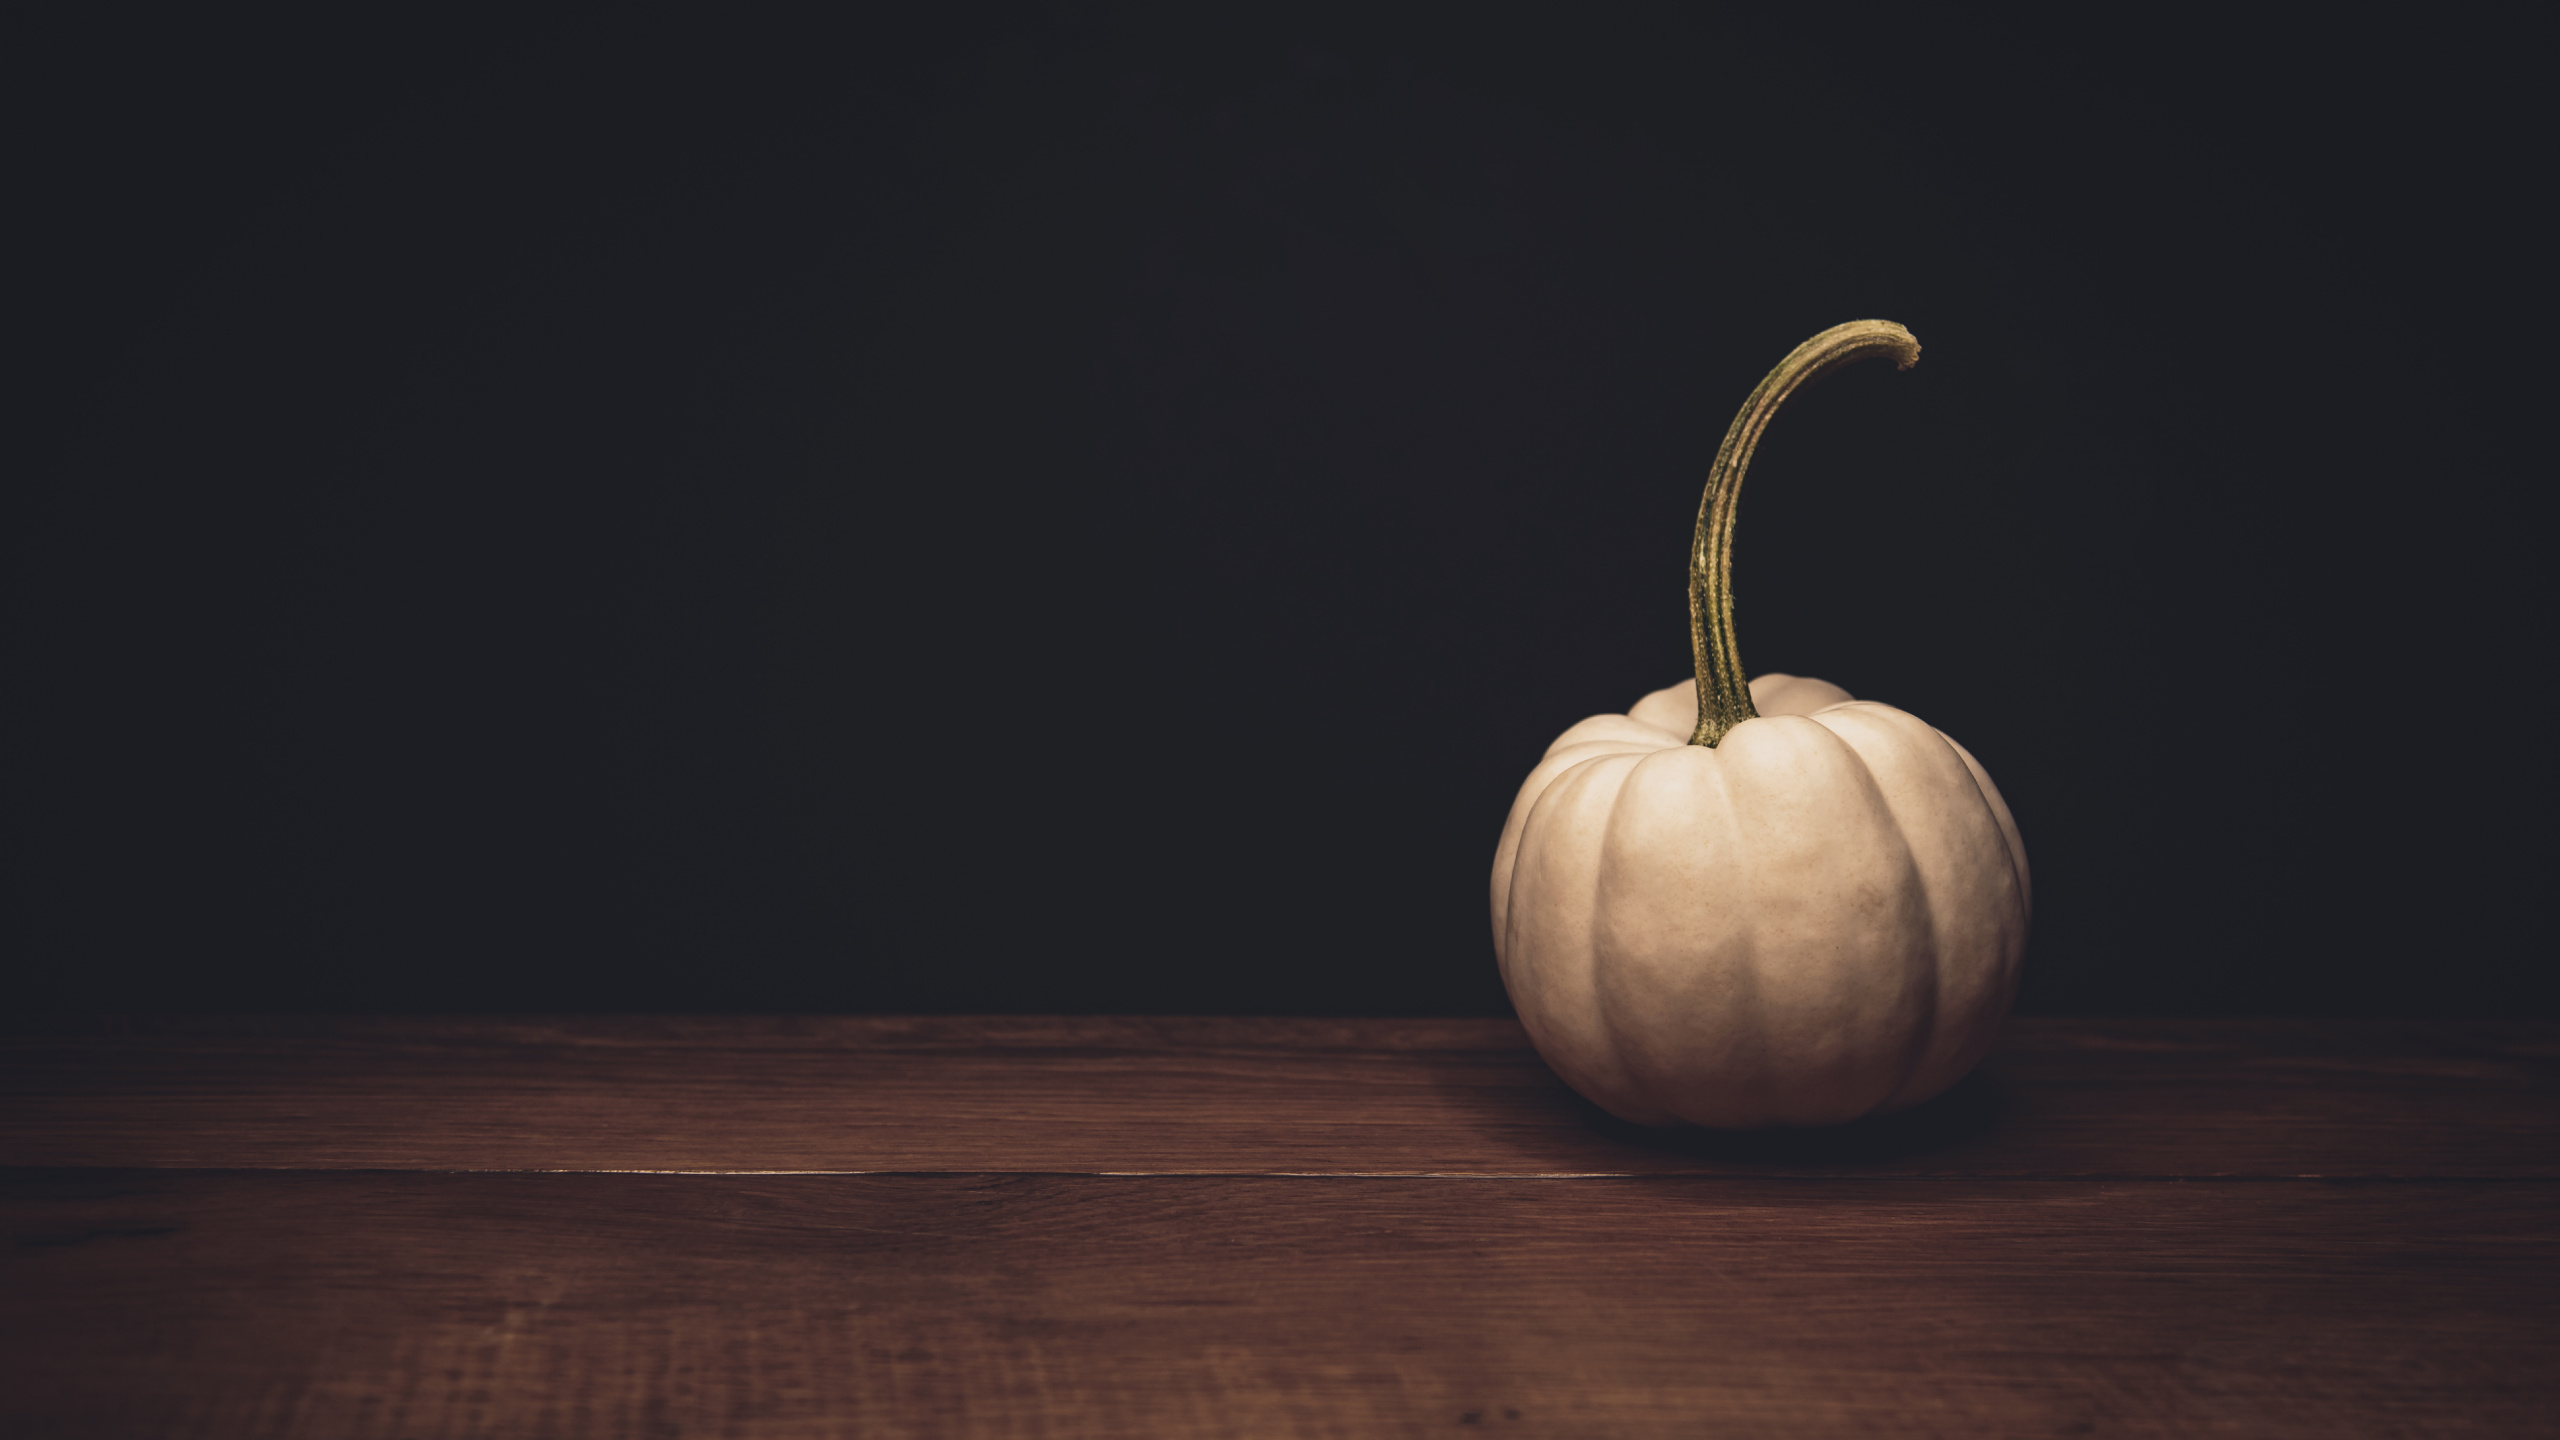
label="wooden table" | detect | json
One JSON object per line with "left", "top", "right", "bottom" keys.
{"left": 4, "top": 1016, "right": 2554, "bottom": 1437}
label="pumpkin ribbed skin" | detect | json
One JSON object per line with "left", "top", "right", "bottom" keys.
{"left": 1490, "top": 673, "right": 2029, "bottom": 1128}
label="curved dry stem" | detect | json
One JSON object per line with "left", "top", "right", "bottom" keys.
{"left": 1688, "top": 319, "right": 1921, "bottom": 746}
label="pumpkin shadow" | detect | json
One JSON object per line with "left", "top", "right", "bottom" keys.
{"left": 1573, "top": 1071, "right": 2005, "bottom": 1163}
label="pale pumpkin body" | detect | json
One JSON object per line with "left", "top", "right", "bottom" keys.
{"left": 1490, "top": 674, "right": 2029, "bottom": 1127}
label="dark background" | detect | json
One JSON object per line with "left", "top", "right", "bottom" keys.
{"left": 11, "top": 5, "right": 2546, "bottom": 1016}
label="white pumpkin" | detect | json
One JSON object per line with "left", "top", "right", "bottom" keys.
{"left": 1489, "top": 322, "right": 2029, "bottom": 1128}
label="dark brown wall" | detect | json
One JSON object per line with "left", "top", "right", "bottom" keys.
{"left": 11, "top": 4, "right": 2544, "bottom": 1014}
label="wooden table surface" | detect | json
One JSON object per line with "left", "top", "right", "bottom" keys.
{"left": 4, "top": 1015, "right": 2554, "bottom": 1438}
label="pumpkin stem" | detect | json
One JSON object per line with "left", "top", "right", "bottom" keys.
{"left": 1688, "top": 320, "right": 1921, "bottom": 746}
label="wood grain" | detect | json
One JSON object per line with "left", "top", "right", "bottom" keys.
{"left": 5, "top": 1018, "right": 2556, "bottom": 1436}
{"left": 5, "top": 1015, "right": 2554, "bottom": 1176}
{"left": 6, "top": 1169, "right": 2552, "bottom": 1440}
